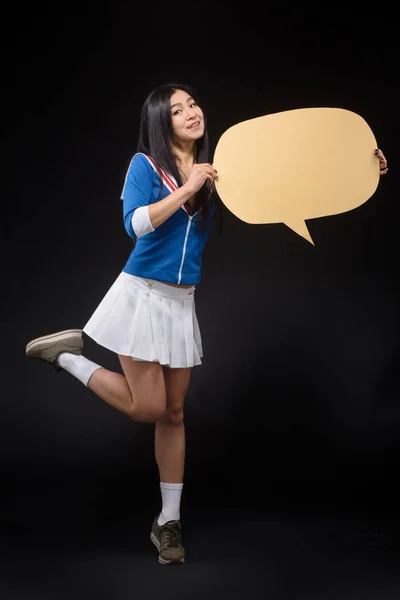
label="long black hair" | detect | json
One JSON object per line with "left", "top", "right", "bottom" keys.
{"left": 136, "top": 82, "right": 223, "bottom": 235}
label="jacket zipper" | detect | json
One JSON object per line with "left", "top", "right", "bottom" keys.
{"left": 178, "top": 215, "right": 193, "bottom": 284}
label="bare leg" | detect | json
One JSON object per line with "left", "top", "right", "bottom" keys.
{"left": 26, "top": 330, "right": 168, "bottom": 423}
{"left": 155, "top": 367, "right": 191, "bottom": 483}
{"left": 86, "top": 356, "right": 167, "bottom": 423}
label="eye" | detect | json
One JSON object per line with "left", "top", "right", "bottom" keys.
{"left": 172, "top": 109, "right": 182, "bottom": 116}
{"left": 190, "top": 102, "right": 197, "bottom": 108}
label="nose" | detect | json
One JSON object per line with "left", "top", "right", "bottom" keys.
{"left": 186, "top": 106, "right": 197, "bottom": 119}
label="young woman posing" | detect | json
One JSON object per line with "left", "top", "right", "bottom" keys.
{"left": 26, "top": 82, "right": 221, "bottom": 565}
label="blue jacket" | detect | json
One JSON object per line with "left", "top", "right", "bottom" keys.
{"left": 121, "top": 153, "right": 214, "bottom": 285}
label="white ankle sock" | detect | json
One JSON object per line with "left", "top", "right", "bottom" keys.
{"left": 158, "top": 482, "right": 183, "bottom": 525}
{"left": 57, "top": 352, "right": 102, "bottom": 387}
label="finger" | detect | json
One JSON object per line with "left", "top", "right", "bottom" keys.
{"left": 375, "top": 149, "right": 387, "bottom": 162}
{"left": 203, "top": 167, "right": 217, "bottom": 179}
{"left": 375, "top": 149, "right": 388, "bottom": 173}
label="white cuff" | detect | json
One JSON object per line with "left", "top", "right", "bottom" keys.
{"left": 131, "top": 206, "right": 155, "bottom": 238}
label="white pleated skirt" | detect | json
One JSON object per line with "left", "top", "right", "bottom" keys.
{"left": 82, "top": 272, "right": 203, "bottom": 368}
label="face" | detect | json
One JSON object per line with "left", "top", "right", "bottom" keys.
{"left": 170, "top": 89, "right": 205, "bottom": 145}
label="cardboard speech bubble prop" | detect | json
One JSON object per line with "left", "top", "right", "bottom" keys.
{"left": 213, "top": 108, "right": 381, "bottom": 244}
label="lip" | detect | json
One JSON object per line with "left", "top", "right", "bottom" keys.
{"left": 187, "top": 121, "right": 201, "bottom": 130}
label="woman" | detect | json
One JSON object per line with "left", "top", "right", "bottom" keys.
{"left": 25, "top": 83, "right": 221, "bottom": 566}
{"left": 25, "top": 83, "right": 389, "bottom": 565}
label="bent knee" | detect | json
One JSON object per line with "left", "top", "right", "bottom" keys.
{"left": 126, "top": 391, "right": 166, "bottom": 423}
{"left": 161, "top": 407, "right": 184, "bottom": 426}
{"left": 127, "top": 404, "right": 166, "bottom": 423}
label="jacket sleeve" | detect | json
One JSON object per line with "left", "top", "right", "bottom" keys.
{"left": 121, "top": 154, "right": 155, "bottom": 239}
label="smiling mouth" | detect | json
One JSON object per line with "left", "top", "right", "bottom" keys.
{"left": 187, "top": 121, "right": 200, "bottom": 129}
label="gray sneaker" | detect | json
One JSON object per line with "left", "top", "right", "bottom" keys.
{"left": 25, "top": 329, "right": 83, "bottom": 371}
{"left": 150, "top": 515, "right": 185, "bottom": 565}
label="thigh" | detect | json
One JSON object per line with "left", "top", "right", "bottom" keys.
{"left": 162, "top": 366, "right": 192, "bottom": 409}
{"left": 119, "top": 355, "right": 166, "bottom": 409}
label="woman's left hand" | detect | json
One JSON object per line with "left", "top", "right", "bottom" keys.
{"left": 375, "top": 148, "right": 389, "bottom": 175}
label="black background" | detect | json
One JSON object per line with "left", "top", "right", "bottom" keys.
{"left": 3, "top": 2, "right": 399, "bottom": 598}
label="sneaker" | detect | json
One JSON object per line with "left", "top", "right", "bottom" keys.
{"left": 25, "top": 329, "right": 83, "bottom": 371}
{"left": 150, "top": 515, "right": 185, "bottom": 565}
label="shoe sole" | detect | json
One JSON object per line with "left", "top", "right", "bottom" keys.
{"left": 150, "top": 532, "right": 185, "bottom": 565}
{"left": 26, "top": 329, "right": 83, "bottom": 358}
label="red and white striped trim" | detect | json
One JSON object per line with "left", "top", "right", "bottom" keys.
{"left": 122, "top": 153, "right": 195, "bottom": 216}
{"left": 142, "top": 154, "right": 179, "bottom": 193}
{"left": 142, "top": 154, "right": 196, "bottom": 216}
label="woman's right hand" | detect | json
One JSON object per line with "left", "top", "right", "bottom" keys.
{"left": 184, "top": 163, "right": 218, "bottom": 194}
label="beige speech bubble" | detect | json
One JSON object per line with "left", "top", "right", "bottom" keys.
{"left": 213, "top": 108, "right": 381, "bottom": 244}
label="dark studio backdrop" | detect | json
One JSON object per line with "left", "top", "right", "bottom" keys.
{"left": 3, "top": 0, "right": 399, "bottom": 548}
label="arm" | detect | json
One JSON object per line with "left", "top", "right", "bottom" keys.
{"left": 121, "top": 154, "right": 170, "bottom": 239}
{"left": 148, "top": 185, "right": 194, "bottom": 229}
{"left": 121, "top": 155, "right": 217, "bottom": 239}
{"left": 147, "top": 162, "right": 217, "bottom": 227}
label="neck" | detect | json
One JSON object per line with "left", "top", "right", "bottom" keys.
{"left": 171, "top": 140, "right": 196, "bottom": 168}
